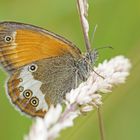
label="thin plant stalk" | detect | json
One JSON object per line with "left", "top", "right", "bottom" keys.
{"left": 97, "top": 107, "right": 105, "bottom": 140}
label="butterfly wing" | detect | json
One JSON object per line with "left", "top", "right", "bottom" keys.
{"left": 7, "top": 55, "right": 77, "bottom": 117}
{"left": 0, "top": 21, "right": 83, "bottom": 117}
{"left": 0, "top": 21, "right": 81, "bottom": 73}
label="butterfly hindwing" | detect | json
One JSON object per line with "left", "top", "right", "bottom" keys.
{"left": 7, "top": 55, "right": 78, "bottom": 117}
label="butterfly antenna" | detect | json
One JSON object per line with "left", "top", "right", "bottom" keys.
{"left": 84, "top": 59, "right": 104, "bottom": 79}
{"left": 91, "top": 67, "right": 104, "bottom": 79}
{"left": 95, "top": 45, "right": 113, "bottom": 51}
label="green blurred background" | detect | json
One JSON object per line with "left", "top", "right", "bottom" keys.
{"left": 0, "top": 0, "right": 139, "bottom": 140}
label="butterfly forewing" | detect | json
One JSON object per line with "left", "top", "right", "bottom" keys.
{"left": 0, "top": 22, "right": 81, "bottom": 73}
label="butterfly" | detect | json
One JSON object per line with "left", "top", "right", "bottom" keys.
{"left": 0, "top": 21, "right": 97, "bottom": 117}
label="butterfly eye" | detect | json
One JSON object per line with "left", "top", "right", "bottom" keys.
{"left": 28, "top": 64, "right": 38, "bottom": 72}
{"left": 23, "top": 89, "right": 33, "bottom": 99}
{"left": 4, "top": 36, "right": 13, "bottom": 43}
{"left": 30, "top": 97, "right": 39, "bottom": 107}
